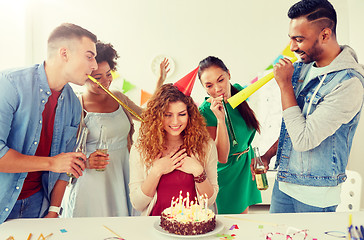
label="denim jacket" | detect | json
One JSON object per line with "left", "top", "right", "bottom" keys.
{"left": 0, "top": 62, "right": 81, "bottom": 223}
{"left": 275, "top": 46, "right": 364, "bottom": 187}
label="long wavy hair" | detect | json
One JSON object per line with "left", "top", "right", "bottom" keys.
{"left": 198, "top": 56, "right": 260, "bottom": 133}
{"left": 136, "top": 84, "right": 211, "bottom": 168}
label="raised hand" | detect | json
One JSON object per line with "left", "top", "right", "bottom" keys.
{"left": 156, "top": 58, "right": 170, "bottom": 88}
{"left": 208, "top": 95, "right": 226, "bottom": 123}
{"left": 273, "top": 58, "right": 295, "bottom": 90}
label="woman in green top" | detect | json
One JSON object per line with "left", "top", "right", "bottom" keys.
{"left": 198, "top": 56, "right": 262, "bottom": 214}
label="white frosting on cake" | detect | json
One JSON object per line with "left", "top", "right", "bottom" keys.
{"left": 160, "top": 192, "right": 216, "bottom": 235}
{"left": 162, "top": 205, "right": 215, "bottom": 223}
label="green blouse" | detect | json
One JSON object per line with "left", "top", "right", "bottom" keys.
{"left": 199, "top": 83, "right": 261, "bottom": 213}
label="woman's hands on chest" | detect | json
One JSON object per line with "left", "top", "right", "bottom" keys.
{"left": 151, "top": 147, "right": 204, "bottom": 178}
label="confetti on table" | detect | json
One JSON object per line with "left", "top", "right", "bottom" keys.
{"left": 217, "top": 233, "right": 236, "bottom": 240}
{"left": 103, "top": 225, "right": 125, "bottom": 240}
{"left": 60, "top": 229, "right": 67, "bottom": 233}
{"left": 229, "top": 224, "right": 239, "bottom": 230}
{"left": 37, "top": 233, "right": 45, "bottom": 240}
{"left": 44, "top": 233, "right": 53, "bottom": 239}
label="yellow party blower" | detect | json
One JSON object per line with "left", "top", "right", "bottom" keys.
{"left": 227, "top": 56, "right": 298, "bottom": 109}
{"left": 88, "top": 75, "right": 144, "bottom": 122}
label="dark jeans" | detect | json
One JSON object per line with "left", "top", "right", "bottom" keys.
{"left": 6, "top": 189, "right": 43, "bottom": 220}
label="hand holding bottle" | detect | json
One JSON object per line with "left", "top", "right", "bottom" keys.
{"left": 87, "top": 150, "right": 109, "bottom": 170}
{"left": 67, "top": 127, "right": 88, "bottom": 179}
{"left": 250, "top": 149, "right": 270, "bottom": 180}
{"left": 50, "top": 152, "right": 86, "bottom": 177}
{"left": 96, "top": 125, "right": 108, "bottom": 171}
{"left": 251, "top": 147, "right": 268, "bottom": 190}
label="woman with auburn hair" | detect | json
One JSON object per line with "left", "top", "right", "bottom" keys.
{"left": 129, "top": 83, "right": 218, "bottom": 216}
{"left": 198, "top": 56, "right": 262, "bottom": 214}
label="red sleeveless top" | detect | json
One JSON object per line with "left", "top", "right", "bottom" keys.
{"left": 150, "top": 170, "right": 197, "bottom": 216}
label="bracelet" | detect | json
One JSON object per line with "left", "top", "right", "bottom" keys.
{"left": 194, "top": 170, "right": 207, "bottom": 183}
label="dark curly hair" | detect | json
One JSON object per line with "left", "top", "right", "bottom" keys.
{"left": 136, "top": 84, "right": 211, "bottom": 168}
{"left": 288, "top": 0, "right": 337, "bottom": 35}
{"left": 95, "top": 41, "right": 119, "bottom": 71}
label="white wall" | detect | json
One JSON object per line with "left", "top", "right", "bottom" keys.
{"left": 1, "top": 0, "right": 363, "bottom": 209}
{"left": 0, "top": 0, "right": 30, "bottom": 69}
{"left": 346, "top": 0, "right": 364, "bottom": 211}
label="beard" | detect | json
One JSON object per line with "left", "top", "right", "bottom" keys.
{"left": 295, "top": 39, "right": 323, "bottom": 64}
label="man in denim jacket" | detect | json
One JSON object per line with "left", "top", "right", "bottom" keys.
{"left": 0, "top": 23, "right": 98, "bottom": 223}
{"left": 257, "top": 0, "right": 364, "bottom": 213}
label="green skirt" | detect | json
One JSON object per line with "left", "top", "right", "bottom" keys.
{"left": 216, "top": 150, "right": 262, "bottom": 214}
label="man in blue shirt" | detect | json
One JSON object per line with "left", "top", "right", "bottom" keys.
{"left": 0, "top": 23, "right": 98, "bottom": 223}
{"left": 252, "top": 0, "right": 364, "bottom": 213}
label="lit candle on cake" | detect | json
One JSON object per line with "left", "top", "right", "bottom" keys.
{"left": 186, "top": 192, "right": 190, "bottom": 208}
{"left": 190, "top": 201, "right": 195, "bottom": 220}
{"left": 171, "top": 197, "right": 174, "bottom": 208}
{"left": 160, "top": 190, "right": 217, "bottom": 235}
{"left": 183, "top": 198, "right": 187, "bottom": 215}
{"left": 170, "top": 197, "right": 174, "bottom": 216}
{"left": 204, "top": 193, "right": 208, "bottom": 210}
{"left": 179, "top": 190, "right": 183, "bottom": 205}
{"left": 198, "top": 195, "right": 203, "bottom": 211}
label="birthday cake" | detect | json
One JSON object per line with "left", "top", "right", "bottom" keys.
{"left": 160, "top": 193, "right": 216, "bottom": 235}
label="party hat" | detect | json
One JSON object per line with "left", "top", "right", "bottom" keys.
{"left": 174, "top": 66, "right": 199, "bottom": 96}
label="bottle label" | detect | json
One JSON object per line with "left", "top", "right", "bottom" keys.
{"left": 97, "top": 149, "right": 108, "bottom": 154}
{"left": 256, "top": 173, "right": 268, "bottom": 190}
{"left": 96, "top": 149, "right": 108, "bottom": 171}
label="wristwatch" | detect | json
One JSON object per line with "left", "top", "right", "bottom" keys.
{"left": 48, "top": 206, "right": 63, "bottom": 215}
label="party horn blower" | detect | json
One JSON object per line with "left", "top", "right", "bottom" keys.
{"left": 222, "top": 99, "right": 238, "bottom": 146}
{"left": 227, "top": 56, "right": 298, "bottom": 109}
{"left": 88, "top": 75, "right": 144, "bottom": 122}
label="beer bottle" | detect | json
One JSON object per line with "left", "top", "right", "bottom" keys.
{"left": 253, "top": 147, "right": 268, "bottom": 190}
{"left": 67, "top": 126, "right": 88, "bottom": 182}
{"left": 96, "top": 125, "right": 108, "bottom": 171}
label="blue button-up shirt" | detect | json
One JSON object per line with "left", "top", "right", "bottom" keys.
{"left": 0, "top": 62, "right": 82, "bottom": 223}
